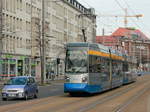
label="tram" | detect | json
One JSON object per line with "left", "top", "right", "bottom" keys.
{"left": 64, "top": 42, "right": 136, "bottom": 95}
{"left": 122, "top": 57, "right": 137, "bottom": 84}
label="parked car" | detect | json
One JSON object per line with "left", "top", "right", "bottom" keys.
{"left": 1, "top": 76, "right": 38, "bottom": 101}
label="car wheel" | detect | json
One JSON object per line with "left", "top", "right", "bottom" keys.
{"left": 2, "top": 98, "right": 7, "bottom": 101}
{"left": 34, "top": 90, "right": 38, "bottom": 98}
{"left": 24, "top": 93, "right": 28, "bottom": 100}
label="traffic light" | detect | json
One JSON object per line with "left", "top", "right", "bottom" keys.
{"left": 57, "top": 58, "right": 60, "bottom": 64}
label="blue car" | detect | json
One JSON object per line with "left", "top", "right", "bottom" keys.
{"left": 1, "top": 76, "right": 38, "bottom": 101}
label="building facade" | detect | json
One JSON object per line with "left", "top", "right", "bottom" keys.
{"left": 0, "top": 0, "right": 96, "bottom": 79}
{"left": 96, "top": 27, "right": 150, "bottom": 71}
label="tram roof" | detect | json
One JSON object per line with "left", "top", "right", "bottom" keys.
{"left": 66, "top": 42, "right": 123, "bottom": 57}
{"left": 66, "top": 42, "right": 109, "bottom": 50}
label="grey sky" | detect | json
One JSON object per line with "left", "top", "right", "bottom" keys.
{"left": 78, "top": 0, "right": 150, "bottom": 38}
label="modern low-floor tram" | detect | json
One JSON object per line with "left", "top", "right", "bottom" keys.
{"left": 64, "top": 42, "right": 136, "bottom": 95}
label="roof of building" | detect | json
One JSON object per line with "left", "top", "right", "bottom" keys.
{"left": 111, "top": 27, "right": 149, "bottom": 40}
{"left": 96, "top": 36, "right": 118, "bottom": 43}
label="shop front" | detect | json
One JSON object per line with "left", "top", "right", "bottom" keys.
{"left": 0, "top": 55, "right": 33, "bottom": 79}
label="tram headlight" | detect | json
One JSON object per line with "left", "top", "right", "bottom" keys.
{"left": 82, "top": 77, "right": 88, "bottom": 82}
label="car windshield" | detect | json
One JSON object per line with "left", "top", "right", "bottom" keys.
{"left": 6, "top": 77, "right": 27, "bottom": 85}
{"left": 65, "top": 47, "right": 88, "bottom": 73}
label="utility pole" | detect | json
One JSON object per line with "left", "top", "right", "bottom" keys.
{"left": 31, "top": 0, "right": 33, "bottom": 57}
{"left": 147, "top": 45, "right": 149, "bottom": 71}
{"left": 30, "top": 0, "right": 33, "bottom": 77}
{"left": 91, "top": 15, "right": 96, "bottom": 43}
{"left": 0, "top": 0, "right": 3, "bottom": 75}
{"left": 0, "top": 0, "right": 3, "bottom": 76}
{"left": 41, "top": 0, "right": 46, "bottom": 84}
{"left": 139, "top": 43, "right": 142, "bottom": 71}
{"left": 0, "top": 0, "right": 3, "bottom": 56}
{"left": 124, "top": 8, "right": 128, "bottom": 28}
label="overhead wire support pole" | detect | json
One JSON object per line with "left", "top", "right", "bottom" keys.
{"left": 124, "top": 8, "right": 128, "bottom": 28}
{"left": 30, "top": 0, "right": 33, "bottom": 77}
{"left": 31, "top": 0, "right": 33, "bottom": 57}
{"left": 0, "top": 0, "right": 3, "bottom": 76}
{"left": 0, "top": 0, "right": 3, "bottom": 57}
{"left": 41, "top": 0, "right": 46, "bottom": 84}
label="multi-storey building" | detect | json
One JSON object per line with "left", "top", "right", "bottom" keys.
{"left": 0, "top": 0, "right": 96, "bottom": 79}
{"left": 96, "top": 27, "right": 150, "bottom": 71}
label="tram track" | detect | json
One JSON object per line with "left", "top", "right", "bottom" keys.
{"left": 113, "top": 82, "right": 150, "bottom": 112}
{"left": 76, "top": 77, "right": 150, "bottom": 112}
{"left": 39, "top": 76, "right": 150, "bottom": 112}
{"left": 25, "top": 84, "right": 136, "bottom": 112}
{"left": 75, "top": 78, "right": 150, "bottom": 112}
{"left": 0, "top": 76, "right": 149, "bottom": 112}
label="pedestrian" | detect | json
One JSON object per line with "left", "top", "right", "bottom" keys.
{"left": 51, "top": 71, "right": 55, "bottom": 81}
{"left": 48, "top": 71, "right": 51, "bottom": 79}
{"left": 46, "top": 72, "right": 48, "bottom": 79}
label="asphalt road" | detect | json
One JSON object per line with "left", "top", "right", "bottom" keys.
{"left": 0, "top": 82, "right": 64, "bottom": 106}
{"left": 0, "top": 73, "right": 149, "bottom": 107}
{"left": 0, "top": 75, "right": 150, "bottom": 112}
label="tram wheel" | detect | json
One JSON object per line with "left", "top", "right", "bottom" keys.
{"left": 69, "top": 92, "right": 77, "bottom": 96}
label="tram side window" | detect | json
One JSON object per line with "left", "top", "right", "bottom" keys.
{"left": 101, "top": 58, "right": 109, "bottom": 74}
{"left": 89, "top": 55, "right": 101, "bottom": 73}
{"left": 123, "top": 63, "right": 128, "bottom": 72}
{"left": 112, "top": 60, "right": 122, "bottom": 77}
{"left": 100, "top": 58, "right": 110, "bottom": 81}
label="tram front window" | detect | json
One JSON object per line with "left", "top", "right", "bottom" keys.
{"left": 65, "top": 48, "right": 87, "bottom": 73}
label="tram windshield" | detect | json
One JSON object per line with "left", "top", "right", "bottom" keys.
{"left": 65, "top": 47, "right": 88, "bottom": 74}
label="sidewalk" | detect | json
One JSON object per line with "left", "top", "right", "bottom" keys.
{"left": 38, "top": 79, "right": 65, "bottom": 87}
{"left": 38, "top": 76, "right": 65, "bottom": 86}
{"left": 0, "top": 80, "right": 6, "bottom": 90}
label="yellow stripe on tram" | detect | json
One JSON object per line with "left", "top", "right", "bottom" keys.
{"left": 88, "top": 50, "right": 125, "bottom": 61}
{"left": 88, "top": 50, "right": 110, "bottom": 58}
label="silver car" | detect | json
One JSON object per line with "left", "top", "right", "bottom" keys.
{"left": 1, "top": 76, "right": 38, "bottom": 101}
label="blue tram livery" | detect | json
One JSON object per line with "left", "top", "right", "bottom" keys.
{"left": 64, "top": 43, "right": 136, "bottom": 95}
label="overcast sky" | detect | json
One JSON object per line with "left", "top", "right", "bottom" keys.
{"left": 77, "top": 0, "right": 150, "bottom": 38}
